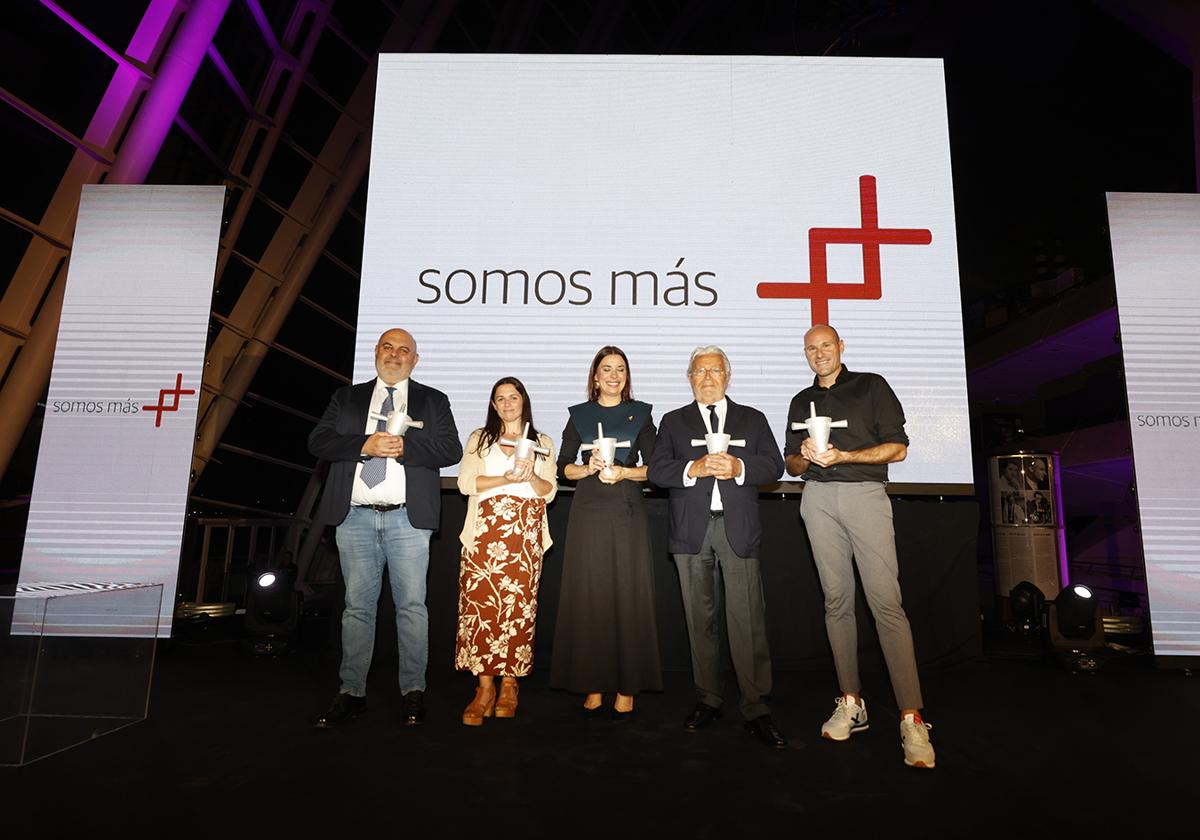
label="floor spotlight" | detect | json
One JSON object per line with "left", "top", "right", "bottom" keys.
{"left": 1049, "top": 581, "right": 1105, "bottom": 671}
{"left": 1008, "top": 580, "right": 1046, "bottom": 633}
{"left": 245, "top": 565, "right": 300, "bottom": 655}
{"left": 1055, "top": 584, "right": 1097, "bottom": 639}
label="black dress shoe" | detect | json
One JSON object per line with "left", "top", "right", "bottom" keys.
{"left": 744, "top": 714, "right": 787, "bottom": 749}
{"left": 582, "top": 704, "right": 606, "bottom": 719}
{"left": 314, "top": 693, "right": 366, "bottom": 728}
{"left": 401, "top": 690, "right": 425, "bottom": 726}
{"left": 611, "top": 706, "right": 635, "bottom": 724}
{"left": 683, "top": 702, "right": 723, "bottom": 731}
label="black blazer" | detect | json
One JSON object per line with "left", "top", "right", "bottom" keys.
{"left": 647, "top": 398, "right": 783, "bottom": 558}
{"left": 308, "top": 378, "right": 462, "bottom": 530}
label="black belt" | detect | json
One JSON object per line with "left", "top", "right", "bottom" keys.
{"left": 709, "top": 510, "right": 724, "bottom": 518}
{"left": 356, "top": 503, "right": 405, "bottom": 512}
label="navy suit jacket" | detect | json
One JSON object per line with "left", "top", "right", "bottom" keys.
{"left": 647, "top": 398, "right": 783, "bottom": 558}
{"left": 308, "top": 378, "right": 461, "bottom": 530}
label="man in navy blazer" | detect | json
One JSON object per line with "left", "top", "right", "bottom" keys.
{"left": 309, "top": 328, "right": 461, "bottom": 728}
{"left": 648, "top": 345, "right": 786, "bottom": 748}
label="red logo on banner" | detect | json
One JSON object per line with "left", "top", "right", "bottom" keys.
{"left": 142, "top": 373, "right": 196, "bottom": 428}
{"left": 756, "top": 175, "right": 932, "bottom": 325}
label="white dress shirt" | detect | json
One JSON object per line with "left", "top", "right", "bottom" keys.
{"left": 681, "top": 397, "right": 746, "bottom": 511}
{"left": 350, "top": 377, "right": 409, "bottom": 505}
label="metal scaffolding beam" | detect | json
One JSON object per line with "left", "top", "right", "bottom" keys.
{"left": 0, "top": 0, "right": 192, "bottom": 480}
{"left": 190, "top": 0, "right": 460, "bottom": 491}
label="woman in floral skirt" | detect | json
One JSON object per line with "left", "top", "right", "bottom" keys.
{"left": 455, "top": 377, "right": 557, "bottom": 725}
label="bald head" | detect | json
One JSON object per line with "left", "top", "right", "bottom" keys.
{"left": 374, "top": 328, "right": 419, "bottom": 384}
{"left": 804, "top": 324, "right": 840, "bottom": 345}
{"left": 803, "top": 324, "right": 844, "bottom": 386}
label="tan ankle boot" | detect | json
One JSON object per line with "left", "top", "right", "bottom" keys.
{"left": 495, "top": 680, "right": 519, "bottom": 718}
{"left": 462, "top": 685, "right": 496, "bottom": 726}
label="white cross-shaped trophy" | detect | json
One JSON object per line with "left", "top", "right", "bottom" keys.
{"left": 689, "top": 433, "right": 747, "bottom": 454}
{"left": 500, "top": 421, "right": 551, "bottom": 460}
{"left": 791, "top": 401, "right": 848, "bottom": 454}
{"left": 368, "top": 403, "right": 424, "bottom": 437}
{"left": 579, "top": 422, "right": 630, "bottom": 479}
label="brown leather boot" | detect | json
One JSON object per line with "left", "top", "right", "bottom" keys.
{"left": 462, "top": 685, "right": 496, "bottom": 726}
{"left": 495, "top": 680, "right": 519, "bottom": 718}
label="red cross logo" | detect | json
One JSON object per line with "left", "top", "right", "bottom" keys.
{"left": 142, "top": 373, "right": 195, "bottom": 428}
{"left": 756, "top": 175, "right": 932, "bottom": 325}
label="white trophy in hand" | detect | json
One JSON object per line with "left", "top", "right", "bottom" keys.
{"left": 500, "top": 421, "right": 550, "bottom": 462}
{"left": 579, "top": 422, "right": 630, "bottom": 479}
{"left": 791, "top": 401, "right": 848, "bottom": 454}
{"left": 690, "top": 433, "right": 747, "bottom": 453}
{"left": 368, "top": 402, "right": 424, "bottom": 437}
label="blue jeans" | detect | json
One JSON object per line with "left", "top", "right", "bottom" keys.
{"left": 335, "top": 505, "right": 432, "bottom": 696}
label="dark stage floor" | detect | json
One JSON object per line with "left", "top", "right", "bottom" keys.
{"left": 4, "top": 627, "right": 1197, "bottom": 836}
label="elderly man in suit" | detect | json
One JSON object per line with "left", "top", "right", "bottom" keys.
{"left": 648, "top": 345, "right": 786, "bottom": 748}
{"left": 309, "top": 327, "right": 461, "bottom": 728}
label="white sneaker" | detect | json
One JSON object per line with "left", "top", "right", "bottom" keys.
{"left": 820, "top": 695, "right": 869, "bottom": 741}
{"left": 900, "top": 713, "right": 936, "bottom": 769}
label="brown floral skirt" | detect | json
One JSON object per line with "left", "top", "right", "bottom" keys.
{"left": 455, "top": 494, "right": 547, "bottom": 677}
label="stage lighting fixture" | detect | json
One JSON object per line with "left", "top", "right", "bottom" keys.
{"left": 1054, "top": 583, "right": 1097, "bottom": 639}
{"left": 245, "top": 565, "right": 300, "bottom": 654}
{"left": 1048, "top": 581, "right": 1106, "bottom": 671}
{"left": 1008, "top": 580, "right": 1045, "bottom": 631}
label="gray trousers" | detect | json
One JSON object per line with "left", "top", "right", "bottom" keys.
{"left": 673, "top": 515, "right": 773, "bottom": 720}
{"left": 800, "top": 480, "right": 923, "bottom": 710}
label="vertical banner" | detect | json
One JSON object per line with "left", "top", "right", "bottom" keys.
{"left": 1108, "top": 192, "right": 1200, "bottom": 662}
{"left": 19, "top": 185, "right": 223, "bottom": 637}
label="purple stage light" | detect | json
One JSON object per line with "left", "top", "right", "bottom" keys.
{"left": 1053, "top": 453, "right": 1071, "bottom": 587}
{"left": 108, "top": 0, "right": 232, "bottom": 185}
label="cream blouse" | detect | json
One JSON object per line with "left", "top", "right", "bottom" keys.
{"left": 456, "top": 428, "right": 558, "bottom": 551}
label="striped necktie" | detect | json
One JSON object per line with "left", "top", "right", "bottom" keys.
{"left": 359, "top": 386, "right": 395, "bottom": 488}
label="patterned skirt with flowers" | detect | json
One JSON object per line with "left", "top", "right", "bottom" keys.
{"left": 455, "top": 494, "right": 547, "bottom": 677}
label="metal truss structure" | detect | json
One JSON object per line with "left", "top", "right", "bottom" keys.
{"left": 0, "top": 1, "right": 709, "bottom": 517}
{"left": 0, "top": 0, "right": 651, "bottom": 602}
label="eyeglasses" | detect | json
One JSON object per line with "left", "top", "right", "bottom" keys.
{"left": 689, "top": 367, "right": 727, "bottom": 379}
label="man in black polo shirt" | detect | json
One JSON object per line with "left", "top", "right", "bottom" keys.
{"left": 784, "top": 324, "right": 935, "bottom": 769}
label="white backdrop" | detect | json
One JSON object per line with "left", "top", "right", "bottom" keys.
{"left": 18, "top": 185, "right": 223, "bottom": 637}
{"left": 1109, "top": 192, "right": 1200, "bottom": 659}
{"left": 357, "top": 55, "right": 971, "bottom": 486}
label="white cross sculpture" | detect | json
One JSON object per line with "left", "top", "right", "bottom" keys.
{"left": 369, "top": 403, "right": 424, "bottom": 436}
{"left": 579, "top": 422, "right": 631, "bottom": 479}
{"left": 500, "top": 421, "right": 551, "bottom": 460}
{"left": 790, "top": 401, "right": 848, "bottom": 454}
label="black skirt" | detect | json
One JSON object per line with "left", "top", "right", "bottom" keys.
{"left": 550, "top": 471, "right": 663, "bottom": 694}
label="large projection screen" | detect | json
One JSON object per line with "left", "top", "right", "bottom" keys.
{"left": 358, "top": 55, "right": 971, "bottom": 489}
{"left": 1108, "top": 192, "right": 1200, "bottom": 662}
